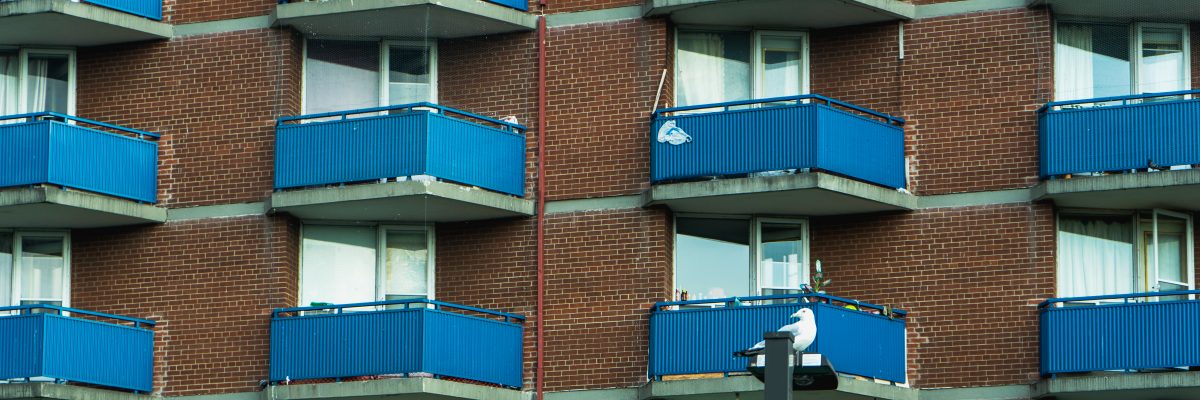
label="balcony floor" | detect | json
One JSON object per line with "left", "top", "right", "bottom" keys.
{"left": 1035, "top": 169, "right": 1200, "bottom": 211}
{"left": 269, "top": 180, "right": 533, "bottom": 222}
{"left": 271, "top": 377, "right": 524, "bottom": 400}
{"left": 0, "top": 0, "right": 169, "bottom": 46}
{"left": 0, "top": 186, "right": 165, "bottom": 229}
{"left": 646, "top": 172, "right": 915, "bottom": 216}
{"left": 640, "top": 375, "right": 913, "bottom": 400}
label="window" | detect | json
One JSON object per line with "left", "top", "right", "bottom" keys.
{"left": 303, "top": 39, "right": 436, "bottom": 115}
{"left": 674, "top": 216, "right": 808, "bottom": 300}
{"left": 300, "top": 224, "right": 433, "bottom": 307}
{"left": 1055, "top": 21, "right": 1190, "bottom": 101}
{"left": 0, "top": 48, "right": 75, "bottom": 115}
{"left": 675, "top": 29, "right": 808, "bottom": 107}
{"left": 0, "top": 231, "right": 70, "bottom": 308}
{"left": 1057, "top": 210, "right": 1194, "bottom": 301}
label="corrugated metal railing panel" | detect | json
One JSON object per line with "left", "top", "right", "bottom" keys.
{"left": 41, "top": 314, "right": 155, "bottom": 392}
{"left": 1039, "top": 97, "right": 1200, "bottom": 177}
{"left": 651, "top": 105, "right": 818, "bottom": 182}
{"left": 426, "top": 114, "right": 526, "bottom": 197}
{"left": 82, "top": 0, "right": 163, "bottom": 20}
{"left": 1041, "top": 299, "right": 1200, "bottom": 375}
{"left": 484, "top": 0, "right": 528, "bottom": 11}
{"left": 0, "top": 315, "right": 44, "bottom": 382}
{"left": 275, "top": 113, "right": 430, "bottom": 189}
{"left": 422, "top": 310, "right": 524, "bottom": 388}
{"left": 46, "top": 123, "right": 158, "bottom": 204}
{"left": 649, "top": 302, "right": 907, "bottom": 383}
{"left": 269, "top": 309, "right": 424, "bottom": 381}
{"left": 0, "top": 121, "right": 51, "bottom": 188}
{"left": 815, "top": 105, "right": 907, "bottom": 189}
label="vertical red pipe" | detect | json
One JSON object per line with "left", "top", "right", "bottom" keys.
{"left": 535, "top": 8, "right": 547, "bottom": 400}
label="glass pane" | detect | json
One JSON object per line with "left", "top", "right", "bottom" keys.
{"left": 0, "top": 233, "right": 11, "bottom": 308}
{"left": 675, "top": 218, "right": 750, "bottom": 300}
{"left": 759, "top": 222, "right": 804, "bottom": 292}
{"left": 383, "top": 230, "right": 429, "bottom": 298}
{"left": 388, "top": 45, "right": 432, "bottom": 105}
{"left": 301, "top": 225, "right": 377, "bottom": 306}
{"left": 305, "top": 40, "right": 380, "bottom": 114}
{"left": 1156, "top": 232, "right": 1185, "bottom": 283}
{"left": 25, "top": 54, "right": 69, "bottom": 113}
{"left": 1055, "top": 22, "right": 1131, "bottom": 101}
{"left": 1057, "top": 215, "right": 1135, "bottom": 297}
{"left": 761, "top": 36, "right": 803, "bottom": 99}
{"left": 0, "top": 51, "right": 16, "bottom": 115}
{"left": 1139, "top": 27, "right": 1186, "bottom": 95}
{"left": 676, "top": 30, "right": 751, "bottom": 106}
{"left": 19, "top": 236, "right": 65, "bottom": 303}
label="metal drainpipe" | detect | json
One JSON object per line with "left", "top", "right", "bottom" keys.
{"left": 535, "top": 5, "right": 547, "bottom": 400}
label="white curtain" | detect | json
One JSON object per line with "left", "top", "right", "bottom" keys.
{"left": 677, "top": 33, "right": 726, "bottom": 107}
{"left": 26, "top": 58, "right": 49, "bottom": 112}
{"left": 1058, "top": 217, "right": 1134, "bottom": 298}
{"left": 1055, "top": 24, "right": 1094, "bottom": 101}
{"left": 0, "top": 54, "right": 16, "bottom": 116}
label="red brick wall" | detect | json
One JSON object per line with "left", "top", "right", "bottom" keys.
{"left": 77, "top": 29, "right": 302, "bottom": 208}
{"left": 811, "top": 203, "right": 1056, "bottom": 388}
{"left": 71, "top": 215, "right": 298, "bottom": 396}
{"left": 811, "top": 22, "right": 904, "bottom": 118}
{"left": 545, "top": 19, "right": 669, "bottom": 200}
{"left": 901, "top": 8, "right": 1053, "bottom": 195}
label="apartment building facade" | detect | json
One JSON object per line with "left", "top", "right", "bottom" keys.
{"left": 0, "top": 0, "right": 1198, "bottom": 400}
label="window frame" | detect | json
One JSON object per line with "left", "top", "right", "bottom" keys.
{"left": 0, "top": 47, "right": 77, "bottom": 115}
{"left": 0, "top": 229, "right": 71, "bottom": 308}
{"left": 1054, "top": 209, "right": 1195, "bottom": 302}
{"left": 298, "top": 222, "right": 435, "bottom": 308}
{"left": 1052, "top": 19, "right": 1191, "bottom": 101}
{"left": 672, "top": 214, "right": 810, "bottom": 299}
{"left": 672, "top": 26, "right": 810, "bottom": 107}
{"left": 300, "top": 38, "right": 438, "bottom": 115}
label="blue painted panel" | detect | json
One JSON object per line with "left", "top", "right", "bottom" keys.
{"left": 1040, "top": 98, "right": 1200, "bottom": 177}
{"left": 426, "top": 114, "right": 526, "bottom": 197}
{"left": 650, "top": 99, "right": 905, "bottom": 189}
{"left": 422, "top": 310, "right": 524, "bottom": 388}
{"left": 0, "top": 315, "right": 44, "bottom": 381}
{"left": 649, "top": 302, "right": 906, "bottom": 383}
{"left": 0, "top": 119, "right": 157, "bottom": 203}
{"left": 0, "top": 313, "right": 153, "bottom": 393}
{"left": 82, "top": 0, "right": 163, "bottom": 20}
{"left": 1041, "top": 299, "right": 1200, "bottom": 374}
{"left": 484, "top": 0, "right": 528, "bottom": 11}
{"left": 0, "top": 122, "right": 51, "bottom": 188}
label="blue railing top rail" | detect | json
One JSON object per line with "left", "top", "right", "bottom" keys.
{"left": 1037, "top": 89, "right": 1200, "bottom": 114}
{"left": 278, "top": 102, "right": 527, "bottom": 133}
{"left": 653, "top": 94, "right": 906, "bottom": 126}
{"left": 0, "top": 112, "right": 161, "bottom": 140}
{"left": 651, "top": 292, "right": 907, "bottom": 318}
{"left": 1039, "top": 290, "right": 1200, "bottom": 309}
{"left": 273, "top": 298, "right": 527, "bottom": 323}
{"left": 0, "top": 304, "right": 157, "bottom": 328}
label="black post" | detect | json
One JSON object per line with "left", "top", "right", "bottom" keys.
{"left": 763, "top": 331, "right": 794, "bottom": 400}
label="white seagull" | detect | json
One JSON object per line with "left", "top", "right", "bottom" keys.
{"left": 734, "top": 308, "right": 817, "bottom": 356}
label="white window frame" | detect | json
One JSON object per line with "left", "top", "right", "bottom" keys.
{"left": 0, "top": 229, "right": 71, "bottom": 308}
{"left": 298, "top": 223, "right": 435, "bottom": 307}
{"left": 300, "top": 38, "right": 438, "bottom": 115}
{"left": 672, "top": 214, "right": 810, "bottom": 298}
{"left": 672, "top": 27, "right": 810, "bottom": 107}
{"left": 0, "top": 47, "right": 77, "bottom": 115}
{"left": 1052, "top": 19, "right": 1191, "bottom": 101}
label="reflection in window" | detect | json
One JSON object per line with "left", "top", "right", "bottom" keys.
{"left": 675, "top": 218, "right": 750, "bottom": 300}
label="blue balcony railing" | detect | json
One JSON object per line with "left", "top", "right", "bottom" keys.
{"left": 0, "top": 305, "right": 156, "bottom": 393}
{"left": 82, "top": 0, "right": 163, "bottom": 20}
{"left": 0, "top": 113, "right": 159, "bottom": 204}
{"left": 651, "top": 95, "right": 906, "bottom": 189}
{"left": 270, "top": 299, "right": 525, "bottom": 388}
{"left": 649, "top": 293, "right": 907, "bottom": 383}
{"left": 1038, "top": 90, "right": 1200, "bottom": 178}
{"left": 275, "top": 103, "right": 526, "bottom": 197}
{"left": 1040, "top": 291, "right": 1200, "bottom": 376}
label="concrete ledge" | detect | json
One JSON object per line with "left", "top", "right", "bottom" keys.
{"left": 640, "top": 375, "right": 916, "bottom": 400}
{"left": 272, "top": 0, "right": 537, "bottom": 38}
{"left": 1034, "top": 169, "right": 1200, "bottom": 210}
{"left": 1029, "top": 0, "right": 1200, "bottom": 20}
{"left": 269, "top": 180, "right": 534, "bottom": 222}
{"left": 0, "top": 0, "right": 170, "bottom": 46}
{"left": 0, "top": 186, "right": 166, "bottom": 229}
{"left": 0, "top": 383, "right": 150, "bottom": 400}
{"left": 271, "top": 378, "right": 527, "bottom": 400}
{"left": 1034, "top": 371, "right": 1200, "bottom": 400}
{"left": 643, "top": 0, "right": 913, "bottom": 29}
{"left": 646, "top": 172, "right": 916, "bottom": 216}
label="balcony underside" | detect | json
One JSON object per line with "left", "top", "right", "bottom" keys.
{"left": 0, "top": 383, "right": 151, "bottom": 400}
{"left": 1029, "top": 0, "right": 1200, "bottom": 20}
{"left": 0, "top": 186, "right": 165, "bottom": 229}
{"left": 643, "top": 0, "right": 913, "bottom": 29}
{"left": 1035, "top": 371, "right": 1200, "bottom": 400}
{"left": 0, "top": 0, "right": 169, "bottom": 46}
{"left": 271, "top": 378, "right": 523, "bottom": 400}
{"left": 269, "top": 180, "right": 533, "bottom": 222}
{"left": 272, "top": 0, "right": 537, "bottom": 39}
{"left": 646, "top": 173, "right": 914, "bottom": 216}
{"left": 641, "top": 375, "right": 913, "bottom": 400}
{"left": 1035, "top": 169, "right": 1200, "bottom": 211}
